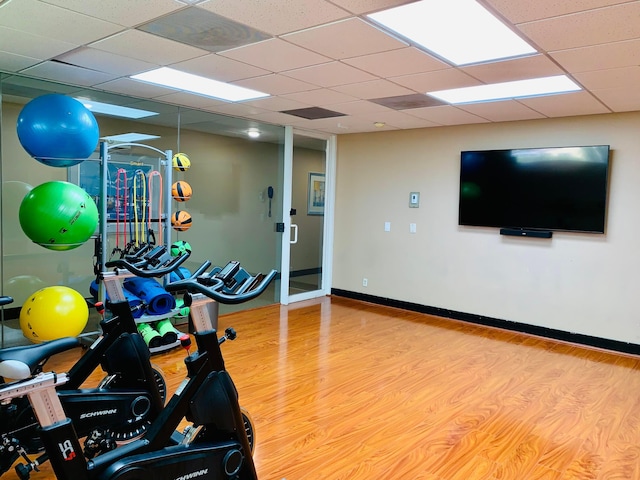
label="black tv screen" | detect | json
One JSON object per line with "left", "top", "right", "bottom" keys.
{"left": 459, "top": 145, "right": 610, "bottom": 233}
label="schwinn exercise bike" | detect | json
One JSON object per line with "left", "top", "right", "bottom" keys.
{"left": 0, "top": 245, "right": 191, "bottom": 477}
{"left": 1, "top": 259, "right": 276, "bottom": 480}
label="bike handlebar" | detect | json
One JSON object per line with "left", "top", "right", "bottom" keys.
{"left": 165, "top": 261, "right": 277, "bottom": 305}
{"left": 105, "top": 245, "right": 190, "bottom": 277}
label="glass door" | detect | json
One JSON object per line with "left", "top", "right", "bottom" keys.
{"left": 280, "top": 127, "right": 335, "bottom": 305}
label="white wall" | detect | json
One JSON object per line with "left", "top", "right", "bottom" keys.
{"left": 333, "top": 112, "right": 640, "bottom": 345}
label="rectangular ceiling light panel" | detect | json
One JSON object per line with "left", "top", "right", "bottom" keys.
{"left": 131, "top": 67, "right": 269, "bottom": 102}
{"left": 427, "top": 75, "right": 581, "bottom": 104}
{"left": 101, "top": 133, "right": 161, "bottom": 143}
{"left": 367, "top": 0, "right": 537, "bottom": 66}
{"left": 77, "top": 99, "right": 158, "bottom": 119}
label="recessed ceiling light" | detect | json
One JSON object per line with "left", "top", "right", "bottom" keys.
{"left": 426, "top": 75, "right": 581, "bottom": 104}
{"left": 247, "top": 128, "right": 260, "bottom": 139}
{"left": 374, "top": 122, "right": 386, "bottom": 128}
{"left": 78, "top": 98, "right": 158, "bottom": 119}
{"left": 101, "top": 133, "right": 161, "bottom": 143}
{"left": 131, "top": 67, "right": 269, "bottom": 102}
{"left": 367, "top": 0, "right": 537, "bottom": 66}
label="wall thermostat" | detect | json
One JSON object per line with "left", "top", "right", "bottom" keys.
{"left": 409, "top": 192, "right": 420, "bottom": 208}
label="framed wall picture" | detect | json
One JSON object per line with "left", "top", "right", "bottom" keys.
{"left": 307, "top": 172, "right": 325, "bottom": 215}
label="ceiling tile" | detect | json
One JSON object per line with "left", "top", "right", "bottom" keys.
{"left": 391, "top": 69, "right": 480, "bottom": 93}
{"left": 0, "top": 0, "right": 123, "bottom": 45}
{"left": 171, "top": 54, "right": 270, "bottom": 82}
{"left": 250, "top": 110, "right": 307, "bottom": 125}
{"left": 282, "top": 62, "right": 377, "bottom": 87}
{"left": 233, "top": 74, "right": 317, "bottom": 96}
{"left": 220, "top": 39, "right": 330, "bottom": 73}
{"left": 591, "top": 86, "right": 640, "bottom": 113}
{"left": 0, "top": 26, "right": 77, "bottom": 61}
{"left": 283, "top": 18, "right": 407, "bottom": 59}
{"left": 550, "top": 38, "right": 640, "bottom": 73}
{"left": 202, "top": 102, "right": 270, "bottom": 117}
{"left": 406, "top": 105, "right": 490, "bottom": 126}
{"left": 21, "top": 60, "right": 116, "bottom": 86}
{"left": 484, "top": 0, "right": 630, "bottom": 23}
{"left": 89, "top": 30, "right": 208, "bottom": 65}
{"left": 457, "top": 100, "right": 547, "bottom": 122}
{"left": 0, "top": 51, "right": 40, "bottom": 72}
{"left": 343, "top": 47, "right": 449, "bottom": 77}
{"left": 329, "top": 100, "right": 391, "bottom": 116}
{"left": 461, "top": 55, "right": 563, "bottom": 83}
{"left": 574, "top": 66, "right": 640, "bottom": 90}
{"left": 241, "top": 96, "right": 313, "bottom": 112}
{"left": 40, "top": 0, "right": 183, "bottom": 28}
{"left": 56, "top": 47, "right": 157, "bottom": 77}
{"left": 199, "top": 0, "right": 350, "bottom": 35}
{"left": 370, "top": 110, "right": 441, "bottom": 129}
{"left": 329, "top": 0, "right": 417, "bottom": 15}
{"left": 518, "top": 91, "right": 611, "bottom": 117}
{"left": 518, "top": 2, "right": 640, "bottom": 51}
{"left": 332, "top": 79, "right": 414, "bottom": 99}
{"left": 281, "top": 89, "right": 359, "bottom": 106}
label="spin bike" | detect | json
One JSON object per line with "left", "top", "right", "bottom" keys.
{"left": 0, "top": 259, "right": 276, "bottom": 480}
{"left": 0, "top": 245, "right": 190, "bottom": 477}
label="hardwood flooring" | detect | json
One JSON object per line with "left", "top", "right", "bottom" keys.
{"left": 4, "top": 295, "right": 640, "bottom": 479}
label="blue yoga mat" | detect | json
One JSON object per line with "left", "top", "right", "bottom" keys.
{"left": 123, "top": 277, "right": 176, "bottom": 316}
{"left": 89, "top": 280, "right": 145, "bottom": 318}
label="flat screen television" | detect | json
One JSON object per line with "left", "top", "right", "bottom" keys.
{"left": 458, "top": 145, "right": 611, "bottom": 233}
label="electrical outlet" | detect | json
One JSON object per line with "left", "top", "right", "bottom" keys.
{"left": 362, "top": 278, "right": 368, "bottom": 287}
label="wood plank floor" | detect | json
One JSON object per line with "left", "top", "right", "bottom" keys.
{"left": 4, "top": 296, "right": 640, "bottom": 480}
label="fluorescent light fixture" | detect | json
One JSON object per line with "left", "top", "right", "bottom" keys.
{"left": 427, "top": 75, "right": 581, "bottom": 104}
{"left": 131, "top": 67, "right": 270, "bottom": 102}
{"left": 367, "top": 0, "right": 537, "bottom": 66}
{"left": 77, "top": 98, "right": 158, "bottom": 119}
{"left": 101, "top": 133, "right": 161, "bottom": 143}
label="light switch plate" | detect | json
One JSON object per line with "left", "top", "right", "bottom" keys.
{"left": 409, "top": 192, "right": 420, "bottom": 208}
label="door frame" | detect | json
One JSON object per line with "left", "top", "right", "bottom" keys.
{"left": 279, "top": 126, "right": 336, "bottom": 305}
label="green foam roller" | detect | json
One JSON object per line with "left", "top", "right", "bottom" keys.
{"left": 137, "top": 322, "right": 162, "bottom": 348}
{"left": 156, "top": 319, "right": 180, "bottom": 345}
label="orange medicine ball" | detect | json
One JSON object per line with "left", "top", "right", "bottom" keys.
{"left": 171, "top": 210, "right": 192, "bottom": 231}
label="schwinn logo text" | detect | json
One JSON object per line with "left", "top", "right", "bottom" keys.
{"left": 79, "top": 408, "right": 118, "bottom": 419}
{"left": 175, "top": 469, "right": 208, "bottom": 480}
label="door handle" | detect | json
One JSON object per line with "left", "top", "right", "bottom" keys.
{"left": 290, "top": 224, "right": 298, "bottom": 244}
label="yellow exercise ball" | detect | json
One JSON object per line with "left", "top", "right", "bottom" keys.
{"left": 20, "top": 286, "right": 89, "bottom": 343}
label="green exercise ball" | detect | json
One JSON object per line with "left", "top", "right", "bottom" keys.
{"left": 19, "top": 181, "right": 98, "bottom": 251}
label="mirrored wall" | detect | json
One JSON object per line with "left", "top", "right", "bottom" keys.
{"left": 0, "top": 72, "right": 285, "bottom": 347}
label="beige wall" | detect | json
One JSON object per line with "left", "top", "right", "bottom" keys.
{"left": 333, "top": 112, "right": 640, "bottom": 345}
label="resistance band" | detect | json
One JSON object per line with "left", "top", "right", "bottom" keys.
{"left": 132, "top": 170, "right": 147, "bottom": 248}
{"left": 147, "top": 170, "right": 163, "bottom": 246}
{"left": 113, "top": 168, "right": 128, "bottom": 258}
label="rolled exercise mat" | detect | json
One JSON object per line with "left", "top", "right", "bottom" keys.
{"left": 89, "top": 279, "right": 144, "bottom": 318}
{"left": 123, "top": 277, "right": 176, "bottom": 316}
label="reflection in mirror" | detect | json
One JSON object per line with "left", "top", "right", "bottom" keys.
{"left": 0, "top": 72, "right": 284, "bottom": 347}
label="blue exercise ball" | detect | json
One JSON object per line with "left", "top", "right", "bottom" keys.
{"left": 16, "top": 94, "right": 99, "bottom": 167}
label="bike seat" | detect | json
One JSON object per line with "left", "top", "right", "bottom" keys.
{"left": 0, "top": 337, "right": 81, "bottom": 380}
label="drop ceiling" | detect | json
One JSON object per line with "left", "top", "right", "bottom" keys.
{"left": 1, "top": 0, "right": 639, "bottom": 135}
